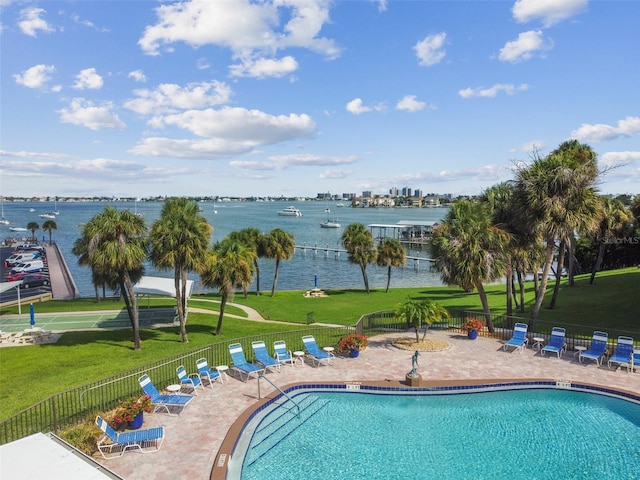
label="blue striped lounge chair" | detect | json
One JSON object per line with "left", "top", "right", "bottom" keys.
{"left": 302, "top": 335, "right": 334, "bottom": 367}
{"left": 196, "top": 358, "right": 222, "bottom": 387}
{"left": 251, "top": 340, "right": 281, "bottom": 373}
{"left": 502, "top": 323, "right": 529, "bottom": 353}
{"left": 138, "top": 374, "right": 194, "bottom": 415}
{"left": 273, "top": 340, "right": 295, "bottom": 367}
{"left": 176, "top": 365, "right": 205, "bottom": 395}
{"left": 579, "top": 331, "right": 609, "bottom": 366}
{"left": 541, "top": 327, "right": 567, "bottom": 358}
{"left": 228, "top": 343, "right": 264, "bottom": 381}
{"left": 608, "top": 336, "right": 634, "bottom": 370}
{"left": 630, "top": 348, "right": 640, "bottom": 373}
{"left": 95, "top": 415, "right": 164, "bottom": 459}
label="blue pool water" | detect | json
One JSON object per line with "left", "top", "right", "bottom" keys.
{"left": 235, "top": 387, "right": 640, "bottom": 479}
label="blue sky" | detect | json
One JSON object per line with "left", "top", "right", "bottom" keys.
{"left": 1, "top": 0, "right": 639, "bottom": 199}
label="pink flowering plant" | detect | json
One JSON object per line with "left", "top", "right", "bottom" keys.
{"left": 338, "top": 334, "right": 368, "bottom": 353}
{"left": 113, "top": 395, "right": 153, "bottom": 424}
{"left": 461, "top": 317, "right": 484, "bottom": 332}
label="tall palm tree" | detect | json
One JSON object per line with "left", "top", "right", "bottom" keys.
{"left": 228, "top": 227, "right": 266, "bottom": 296}
{"left": 150, "top": 198, "right": 212, "bottom": 343}
{"left": 342, "top": 223, "right": 377, "bottom": 294}
{"left": 395, "top": 298, "right": 450, "bottom": 342}
{"left": 42, "top": 220, "right": 57, "bottom": 246}
{"left": 72, "top": 234, "right": 115, "bottom": 302}
{"left": 430, "top": 200, "right": 510, "bottom": 332}
{"left": 199, "top": 238, "right": 255, "bottom": 335}
{"left": 26, "top": 221, "right": 39, "bottom": 242}
{"left": 376, "top": 238, "right": 406, "bottom": 293}
{"left": 589, "top": 197, "right": 630, "bottom": 284}
{"left": 80, "top": 206, "right": 148, "bottom": 349}
{"left": 263, "top": 228, "right": 295, "bottom": 297}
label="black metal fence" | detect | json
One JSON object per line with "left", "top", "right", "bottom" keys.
{"left": 0, "top": 325, "right": 352, "bottom": 445}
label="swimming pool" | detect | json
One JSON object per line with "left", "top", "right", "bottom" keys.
{"left": 230, "top": 384, "right": 640, "bottom": 479}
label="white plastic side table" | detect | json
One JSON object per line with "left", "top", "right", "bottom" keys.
{"left": 166, "top": 384, "right": 181, "bottom": 395}
{"left": 293, "top": 351, "right": 305, "bottom": 366}
{"left": 216, "top": 365, "right": 229, "bottom": 382}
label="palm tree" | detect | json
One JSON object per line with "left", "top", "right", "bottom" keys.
{"left": 26, "top": 221, "right": 39, "bottom": 242}
{"left": 42, "top": 219, "right": 57, "bottom": 246}
{"left": 589, "top": 197, "right": 631, "bottom": 284}
{"left": 150, "top": 198, "right": 212, "bottom": 343}
{"left": 430, "top": 200, "right": 510, "bottom": 332}
{"left": 72, "top": 234, "right": 115, "bottom": 302}
{"left": 263, "top": 228, "right": 295, "bottom": 297}
{"left": 376, "top": 238, "right": 406, "bottom": 293}
{"left": 228, "top": 227, "right": 266, "bottom": 296}
{"left": 199, "top": 238, "right": 255, "bottom": 335}
{"left": 394, "top": 298, "right": 451, "bottom": 342}
{"left": 342, "top": 223, "right": 377, "bottom": 294}
{"left": 80, "top": 206, "right": 148, "bottom": 349}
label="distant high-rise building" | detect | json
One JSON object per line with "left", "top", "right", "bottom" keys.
{"left": 413, "top": 189, "right": 423, "bottom": 198}
{"left": 389, "top": 187, "right": 399, "bottom": 197}
{"left": 401, "top": 187, "right": 412, "bottom": 197}
{"left": 362, "top": 190, "right": 373, "bottom": 198}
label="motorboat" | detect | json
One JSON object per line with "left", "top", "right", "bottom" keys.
{"left": 278, "top": 206, "right": 302, "bottom": 217}
{"left": 39, "top": 213, "right": 56, "bottom": 219}
{"left": 10, "top": 226, "right": 28, "bottom": 232}
{"left": 320, "top": 219, "right": 341, "bottom": 228}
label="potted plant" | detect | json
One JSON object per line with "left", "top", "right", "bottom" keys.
{"left": 113, "top": 395, "right": 153, "bottom": 429}
{"left": 338, "top": 334, "right": 368, "bottom": 357}
{"left": 461, "top": 317, "right": 484, "bottom": 340}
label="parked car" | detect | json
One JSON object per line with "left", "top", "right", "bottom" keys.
{"left": 15, "top": 244, "right": 45, "bottom": 252}
{"left": 4, "top": 252, "right": 42, "bottom": 268}
{"left": 10, "top": 260, "right": 45, "bottom": 274}
{"left": 18, "top": 273, "right": 49, "bottom": 289}
{"left": 5, "top": 271, "right": 35, "bottom": 282}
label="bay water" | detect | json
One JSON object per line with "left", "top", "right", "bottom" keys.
{"left": 1, "top": 201, "right": 447, "bottom": 298}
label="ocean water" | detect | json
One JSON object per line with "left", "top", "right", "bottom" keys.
{"left": 1, "top": 201, "right": 447, "bottom": 298}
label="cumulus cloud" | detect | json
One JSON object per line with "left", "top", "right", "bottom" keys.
{"left": 124, "top": 80, "right": 232, "bottom": 115}
{"left": 599, "top": 151, "right": 640, "bottom": 169}
{"left": 414, "top": 32, "right": 447, "bottom": 66}
{"left": 498, "top": 30, "right": 551, "bottom": 63}
{"left": 346, "top": 98, "right": 384, "bottom": 115}
{"left": 13, "top": 64, "right": 55, "bottom": 89}
{"left": 512, "top": 139, "right": 546, "bottom": 153}
{"left": 571, "top": 116, "right": 640, "bottom": 142}
{"left": 320, "top": 168, "right": 351, "bottom": 179}
{"left": 512, "top": 0, "right": 588, "bottom": 27}
{"left": 128, "top": 70, "right": 147, "bottom": 83}
{"left": 458, "top": 83, "right": 529, "bottom": 99}
{"left": 130, "top": 106, "right": 315, "bottom": 159}
{"left": 58, "top": 98, "right": 126, "bottom": 130}
{"left": 73, "top": 68, "right": 103, "bottom": 90}
{"left": 138, "top": 0, "right": 340, "bottom": 79}
{"left": 231, "top": 153, "right": 358, "bottom": 171}
{"left": 18, "top": 7, "right": 54, "bottom": 37}
{"left": 396, "top": 95, "right": 431, "bottom": 112}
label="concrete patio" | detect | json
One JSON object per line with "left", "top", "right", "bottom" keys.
{"left": 97, "top": 330, "right": 640, "bottom": 480}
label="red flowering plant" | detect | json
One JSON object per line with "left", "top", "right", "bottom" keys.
{"left": 113, "top": 395, "right": 153, "bottom": 424}
{"left": 338, "top": 334, "right": 368, "bottom": 353}
{"left": 461, "top": 317, "right": 485, "bottom": 332}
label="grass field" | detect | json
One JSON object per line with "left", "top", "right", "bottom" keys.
{"left": 1, "top": 267, "right": 638, "bottom": 418}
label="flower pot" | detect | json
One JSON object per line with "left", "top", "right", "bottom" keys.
{"left": 467, "top": 329, "right": 478, "bottom": 340}
{"left": 128, "top": 411, "right": 144, "bottom": 430}
{"left": 349, "top": 348, "right": 360, "bottom": 358}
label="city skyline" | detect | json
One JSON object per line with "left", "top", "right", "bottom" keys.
{"left": 1, "top": 0, "right": 639, "bottom": 198}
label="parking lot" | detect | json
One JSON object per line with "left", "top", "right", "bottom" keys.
{"left": 0, "top": 244, "right": 52, "bottom": 304}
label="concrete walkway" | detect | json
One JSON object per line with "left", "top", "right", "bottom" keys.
{"left": 97, "top": 330, "right": 640, "bottom": 480}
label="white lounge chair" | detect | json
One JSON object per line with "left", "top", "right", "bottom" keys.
{"left": 95, "top": 415, "right": 164, "bottom": 459}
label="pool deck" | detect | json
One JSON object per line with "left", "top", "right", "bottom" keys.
{"left": 99, "top": 330, "right": 640, "bottom": 480}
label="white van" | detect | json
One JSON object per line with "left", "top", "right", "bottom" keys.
{"left": 10, "top": 260, "right": 45, "bottom": 274}
{"left": 4, "top": 252, "right": 41, "bottom": 267}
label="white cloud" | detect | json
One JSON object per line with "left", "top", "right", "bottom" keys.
{"left": 58, "top": 98, "right": 126, "bottom": 131}
{"left": 229, "top": 55, "right": 298, "bottom": 78}
{"left": 571, "top": 116, "right": 640, "bottom": 142}
{"left": 130, "top": 106, "right": 315, "bottom": 158}
{"left": 599, "top": 151, "right": 640, "bottom": 169}
{"left": 414, "top": 32, "right": 446, "bottom": 66}
{"left": 231, "top": 153, "right": 358, "bottom": 171}
{"left": 346, "top": 98, "right": 385, "bottom": 115}
{"left": 458, "top": 83, "right": 529, "bottom": 99}
{"left": 13, "top": 64, "right": 55, "bottom": 89}
{"left": 124, "top": 80, "right": 232, "bottom": 115}
{"left": 320, "top": 168, "right": 352, "bottom": 179}
{"left": 396, "top": 95, "right": 430, "bottom": 112}
{"left": 18, "top": 7, "right": 54, "bottom": 37}
{"left": 512, "top": 0, "right": 588, "bottom": 27}
{"left": 128, "top": 70, "right": 147, "bottom": 83}
{"left": 498, "top": 30, "right": 551, "bottom": 63}
{"left": 138, "top": 0, "right": 340, "bottom": 78}
{"left": 513, "top": 139, "right": 545, "bottom": 153}
{"left": 73, "top": 68, "right": 104, "bottom": 90}
{"left": 373, "top": 0, "right": 388, "bottom": 13}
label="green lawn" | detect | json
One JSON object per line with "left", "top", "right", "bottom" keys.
{"left": 1, "top": 267, "right": 638, "bottom": 419}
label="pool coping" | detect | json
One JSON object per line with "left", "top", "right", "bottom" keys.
{"left": 210, "top": 377, "right": 640, "bottom": 479}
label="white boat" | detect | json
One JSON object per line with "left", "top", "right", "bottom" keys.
{"left": 278, "top": 206, "right": 302, "bottom": 217}
{"left": 0, "top": 202, "right": 9, "bottom": 224}
{"left": 39, "top": 213, "right": 56, "bottom": 219}
{"left": 29, "top": 208, "right": 35, "bottom": 212}
{"left": 320, "top": 219, "right": 341, "bottom": 228}
{"left": 336, "top": 202, "right": 346, "bottom": 208}
{"left": 10, "top": 226, "right": 28, "bottom": 232}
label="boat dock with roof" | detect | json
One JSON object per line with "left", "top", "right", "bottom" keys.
{"left": 368, "top": 220, "right": 438, "bottom": 247}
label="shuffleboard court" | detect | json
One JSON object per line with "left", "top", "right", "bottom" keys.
{"left": 0, "top": 307, "right": 178, "bottom": 333}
